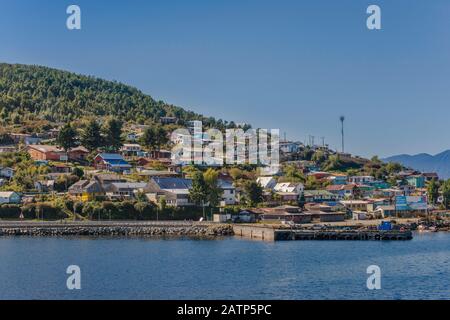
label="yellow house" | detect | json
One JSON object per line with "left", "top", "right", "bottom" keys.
{"left": 68, "top": 180, "right": 104, "bottom": 202}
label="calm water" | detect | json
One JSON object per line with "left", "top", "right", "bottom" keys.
{"left": 0, "top": 233, "right": 449, "bottom": 300}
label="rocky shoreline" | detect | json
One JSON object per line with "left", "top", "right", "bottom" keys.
{"left": 0, "top": 223, "right": 234, "bottom": 238}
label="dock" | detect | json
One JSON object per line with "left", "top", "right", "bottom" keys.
{"left": 233, "top": 225, "right": 413, "bottom": 241}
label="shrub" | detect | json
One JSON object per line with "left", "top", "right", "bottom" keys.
{"left": 0, "top": 204, "right": 22, "bottom": 219}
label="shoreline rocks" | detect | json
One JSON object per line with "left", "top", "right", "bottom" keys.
{"left": 0, "top": 223, "right": 234, "bottom": 238}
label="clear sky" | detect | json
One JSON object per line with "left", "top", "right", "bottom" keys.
{"left": 1, "top": 0, "right": 450, "bottom": 158}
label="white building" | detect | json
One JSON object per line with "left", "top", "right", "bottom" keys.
{"left": 0, "top": 167, "right": 14, "bottom": 179}
{"left": 257, "top": 176, "right": 277, "bottom": 190}
{"left": 218, "top": 180, "right": 236, "bottom": 206}
{"left": 0, "top": 192, "right": 21, "bottom": 204}
{"left": 348, "top": 176, "right": 374, "bottom": 185}
{"left": 120, "top": 144, "right": 143, "bottom": 157}
{"left": 274, "top": 182, "right": 304, "bottom": 194}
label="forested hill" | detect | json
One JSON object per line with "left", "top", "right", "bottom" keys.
{"left": 0, "top": 63, "right": 231, "bottom": 128}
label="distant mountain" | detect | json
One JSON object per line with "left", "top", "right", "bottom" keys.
{"left": 383, "top": 150, "right": 450, "bottom": 179}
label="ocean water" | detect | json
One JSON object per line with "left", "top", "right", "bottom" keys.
{"left": 0, "top": 233, "right": 449, "bottom": 300}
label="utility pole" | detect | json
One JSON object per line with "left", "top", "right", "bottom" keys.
{"left": 340, "top": 116, "right": 345, "bottom": 153}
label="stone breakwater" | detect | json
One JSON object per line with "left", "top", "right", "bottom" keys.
{"left": 0, "top": 222, "right": 234, "bottom": 238}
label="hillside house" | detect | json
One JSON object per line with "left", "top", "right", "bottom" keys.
{"left": 121, "top": 144, "right": 144, "bottom": 158}
{"left": 68, "top": 146, "right": 89, "bottom": 162}
{"left": 68, "top": 180, "right": 104, "bottom": 202}
{"left": 105, "top": 182, "right": 149, "bottom": 200}
{"left": 348, "top": 176, "right": 375, "bottom": 185}
{"left": 422, "top": 172, "right": 439, "bottom": 182}
{"left": 327, "top": 174, "right": 348, "bottom": 185}
{"left": 257, "top": 176, "right": 277, "bottom": 190}
{"left": 27, "top": 145, "right": 68, "bottom": 161}
{"left": 93, "top": 153, "right": 132, "bottom": 173}
{"left": 146, "top": 177, "right": 193, "bottom": 207}
{"left": 406, "top": 175, "right": 426, "bottom": 188}
{"left": 340, "top": 200, "right": 371, "bottom": 212}
{"left": 0, "top": 146, "right": 17, "bottom": 153}
{"left": 0, "top": 167, "right": 14, "bottom": 179}
{"left": 160, "top": 116, "right": 178, "bottom": 124}
{"left": 326, "top": 184, "right": 356, "bottom": 199}
{"left": 303, "top": 190, "right": 337, "bottom": 203}
{"left": 0, "top": 192, "right": 21, "bottom": 204}
{"left": 93, "top": 173, "right": 128, "bottom": 189}
{"left": 218, "top": 179, "right": 236, "bottom": 206}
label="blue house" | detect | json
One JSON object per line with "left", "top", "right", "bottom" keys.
{"left": 94, "top": 153, "right": 132, "bottom": 173}
{"left": 406, "top": 175, "right": 425, "bottom": 188}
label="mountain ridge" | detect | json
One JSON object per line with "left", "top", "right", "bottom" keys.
{"left": 384, "top": 150, "right": 450, "bottom": 179}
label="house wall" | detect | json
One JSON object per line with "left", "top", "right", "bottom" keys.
{"left": 221, "top": 189, "right": 236, "bottom": 205}
{"left": 28, "top": 148, "right": 64, "bottom": 161}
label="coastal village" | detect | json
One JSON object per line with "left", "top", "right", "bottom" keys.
{"left": 0, "top": 64, "right": 449, "bottom": 235}
{"left": 0, "top": 116, "right": 448, "bottom": 233}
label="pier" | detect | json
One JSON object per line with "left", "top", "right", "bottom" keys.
{"left": 233, "top": 225, "right": 413, "bottom": 241}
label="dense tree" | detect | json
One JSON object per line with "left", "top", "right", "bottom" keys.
{"left": 140, "top": 125, "right": 169, "bottom": 151}
{"left": 81, "top": 119, "right": 102, "bottom": 152}
{"left": 243, "top": 181, "right": 263, "bottom": 207}
{"left": 203, "top": 168, "right": 223, "bottom": 207}
{"left": 298, "top": 192, "right": 306, "bottom": 210}
{"left": 442, "top": 180, "right": 450, "bottom": 209}
{"left": 281, "top": 164, "right": 305, "bottom": 183}
{"left": 56, "top": 123, "right": 77, "bottom": 152}
{"left": 72, "top": 167, "right": 84, "bottom": 179}
{"left": 385, "top": 162, "right": 403, "bottom": 175}
{"left": 189, "top": 171, "right": 208, "bottom": 206}
{"left": 427, "top": 179, "right": 439, "bottom": 205}
{"left": 0, "top": 63, "right": 228, "bottom": 129}
{"left": 103, "top": 119, "right": 123, "bottom": 152}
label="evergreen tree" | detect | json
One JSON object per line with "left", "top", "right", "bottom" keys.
{"left": 103, "top": 119, "right": 123, "bottom": 152}
{"left": 56, "top": 123, "right": 77, "bottom": 152}
{"left": 427, "top": 179, "right": 439, "bottom": 205}
{"left": 298, "top": 192, "right": 306, "bottom": 210}
{"left": 244, "top": 181, "right": 263, "bottom": 207}
{"left": 140, "top": 125, "right": 169, "bottom": 151}
{"left": 81, "top": 119, "right": 103, "bottom": 152}
{"left": 203, "top": 168, "right": 223, "bottom": 207}
{"left": 189, "top": 171, "right": 208, "bottom": 206}
{"left": 442, "top": 179, "right": 450, "bottom": 209}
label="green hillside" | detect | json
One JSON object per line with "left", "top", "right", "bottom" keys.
{"left": 0, "top": 63, "right": 232, "bottom": 129}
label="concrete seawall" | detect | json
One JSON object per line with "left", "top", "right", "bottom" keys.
{"left": 232, "top": 225, "right": 276, "bottom": 241}
{"left": 232, "top": 224, "right": 413, "bottom": 241}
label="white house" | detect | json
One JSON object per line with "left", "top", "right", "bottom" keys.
{"left": 218, "top": 179, "right": 236, "bottom": 206}
{"left": 120, "top": 144, "right": 143, "bottom": 157}
{"left": 348, "top": 176, "right": 374, "bottom": 185}
{"left": 257, "top": 176, "right": 277, "bottom": 190}
{"left": 274, "top": 182, "right": 304, "bottom": 194}
{"left": 146, "top": 177, "right": 194, "bottom": 207}
{"left": 0, "top": 192, "right": 21, "bottom": 204}
{"left": 0, "top": 167, "right": 14, "bottom": 179}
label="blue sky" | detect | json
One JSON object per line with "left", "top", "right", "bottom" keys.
{"left": 1, "top": 0, "right": 450, "bottom": 158}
